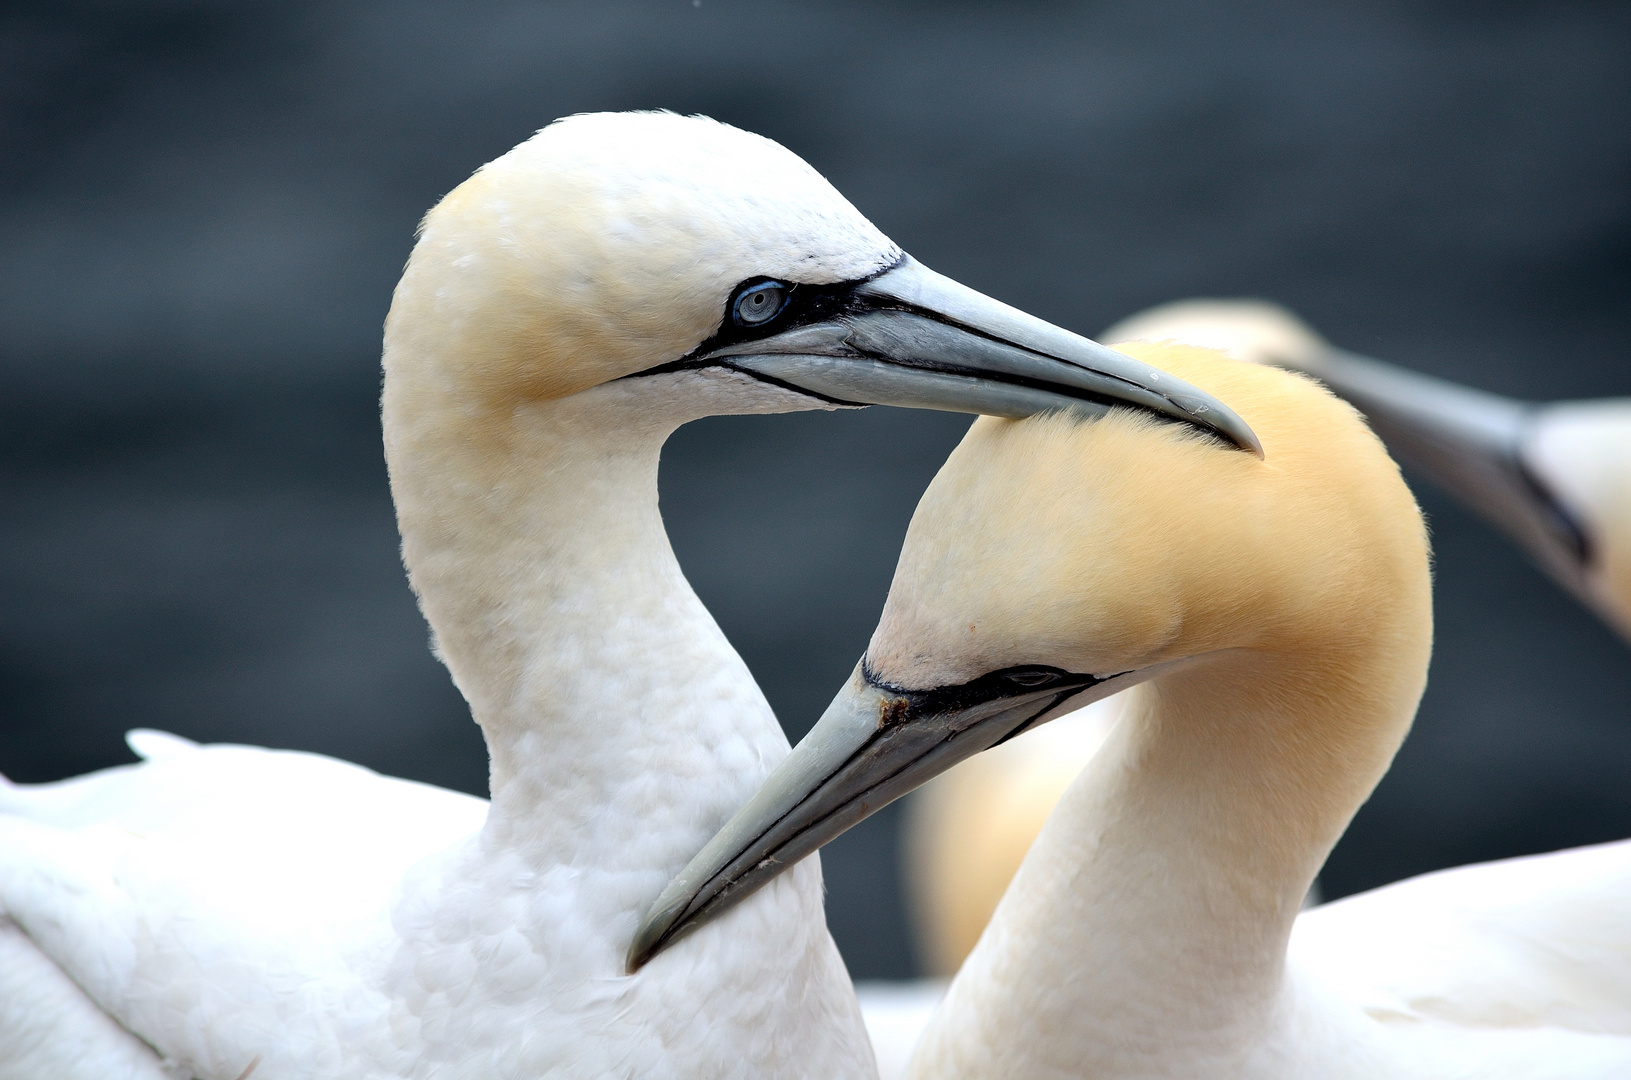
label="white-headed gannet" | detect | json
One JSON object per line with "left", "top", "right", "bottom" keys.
{"left": 0, "top": 113, "right": 1259, "bottom": 1079}
{"left": 1108, "top": 299, "right": 1631, "bottom": 641}
{"left": 644, "top": 343, "right": 1631, "bottom": 1078}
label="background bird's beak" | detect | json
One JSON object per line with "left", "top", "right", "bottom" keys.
{"left": 626, "top": 660, "right": 1132, "bottom": 971}
{"left": 1287, "top": 349, "right": 1594, "bottom": 620}
{"left": 699, "top": 257, "right": 1263, "bottom": 456}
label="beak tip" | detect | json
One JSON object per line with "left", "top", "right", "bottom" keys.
{"left": 1195, "top": 401, "right": 1265, "bottom": 458}
{"left": 628, "top": 874, "right": 713, "bottom": 972}
{"left": 626, "top": 914, "right": 669, "bottom": 974}
{"left": 1241, "top": 426, "right": 1266, "bottom": 459}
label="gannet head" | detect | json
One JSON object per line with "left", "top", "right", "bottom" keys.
{"left": 864, "top": 348, "right": 1425, "bottom": 685}
{"left": 383, "top": 112, "right": 1262, "bottom": 449}
{"left": 632, "top": 343, "right": 1432, "bottom": 967}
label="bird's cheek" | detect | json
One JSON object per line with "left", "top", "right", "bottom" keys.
{"left": 1056, "top": 598, "right": 1187, "bottom": 675}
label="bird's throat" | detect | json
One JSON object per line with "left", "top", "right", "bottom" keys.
{"left": 382, "top": 374, "right": 795, "bottom": 878}
{"left": 917, "top": 637, "right": 1428, "bottom": 1076}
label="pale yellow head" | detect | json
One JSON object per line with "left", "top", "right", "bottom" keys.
{"left": 383, "top": 110, "right": 899, "bottom": 409}
{"left": 869, "top": 343, "right": 1430, "bottom": 702}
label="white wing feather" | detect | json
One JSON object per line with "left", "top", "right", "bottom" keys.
{"left": 0, "top": 918, "right": 174, "bottom": 1080}
{"left": 1292, "top": 839, "right": 1631, "bottom": 1034}
{"left": 0, "top": 736, "right": 489, "bottom": 1077}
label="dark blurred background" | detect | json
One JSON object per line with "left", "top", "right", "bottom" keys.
{"left": 2, "top": 1, "right": 1628, "bottom": 979}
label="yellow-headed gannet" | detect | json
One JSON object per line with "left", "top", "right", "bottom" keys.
{"left": 1108, "top": 300, "right": 1631, "bottom": 642}
{"left": 901, "top": 296, "right": 1589, "bottom": 985}
{"left": 643, "top": 343, "right": 1631, "bottom": 1077}
{"left": 889, "top": 296, "right": 1628, "bottom": 994}
{"left": 0, "top": 113, "right": 1258, "bottom": 1079}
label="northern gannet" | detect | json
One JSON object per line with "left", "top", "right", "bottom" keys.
{"left": 0, "top": 113, "right": 1257, "bottom": 1079}
{"left": 1108, "top": 300, "right": 1631, "bottom": 641}
{"left": 642, "top": 343, "right": 1631, "bottom": 1077}
{"left": 901, "top": 297, "right": 1585, "bottom": 983}
{"left": 898, "top": 296, "right": 1630, "bottom": 990}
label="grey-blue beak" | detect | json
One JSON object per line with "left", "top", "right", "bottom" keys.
{"left": 628, "top": 660, "right": 1139, "bottom": 971}
{"left": 682, "top": 257, "right": 1263, "bottom": 455}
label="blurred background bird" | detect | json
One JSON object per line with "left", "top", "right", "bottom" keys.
{"left": 2, "top": 1, "right": 1628, "bottom": 987}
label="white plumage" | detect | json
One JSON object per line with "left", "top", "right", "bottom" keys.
{"left": 901, "top": 698, "right": 1121, "bottom": 977}
{"left": 1, "top": 735, "right": 488, "bottom": 1077}
{"left": 651, "top": 341, "right": 1631, "bottom": 1078}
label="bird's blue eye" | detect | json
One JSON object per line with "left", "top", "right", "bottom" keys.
{"left": 732, "top": 281, "right": 789, "bottom": 327}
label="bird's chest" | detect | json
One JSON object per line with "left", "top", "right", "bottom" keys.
{"left": 370, "top": 843, "right": 655, "bottom": 1077}
{"left": 374, "top": 846, "right": 869, "bottom": 1080}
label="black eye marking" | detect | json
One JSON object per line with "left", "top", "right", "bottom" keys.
{"left": 731, "top": 279, "right": 790, "bottom": 327}
{"left": 854, "top": 661, "right": 1123, "bottom": 754}
{"left": 622, "top": 271, "right": 868, "bottom": 385}
{"left": 860, "top": 661, "right": 1111, "bottom": 719}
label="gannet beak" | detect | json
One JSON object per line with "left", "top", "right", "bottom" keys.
{"left": 627, "top": 659, "right": 1135, "bottom": 971}
{"left": 1290, "top": 349, "right": 1592, "bottom": 612}
{"left": 675, "top": 257, "right": 1263, "bottom": 456}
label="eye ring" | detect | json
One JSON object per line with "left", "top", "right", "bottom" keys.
{"left": 732, "top": 280, "right": 790, "bottom": 327}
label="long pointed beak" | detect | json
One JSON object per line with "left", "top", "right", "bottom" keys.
{"left": 626, "top": 661, "right": 1133, "bottom": 971}
{"left": 695, "top": 257, "right": 1262, "bottom": 456}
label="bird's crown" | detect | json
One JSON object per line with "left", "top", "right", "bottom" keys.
{"left": 868, "top": 343, "right": 1431, "bottom": 689}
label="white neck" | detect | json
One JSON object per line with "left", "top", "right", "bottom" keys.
{"left": 384, "top": 366, "right": 817, "bottom": 878}
{"left": 379, "top": 363, "right": 875, "bottom": 1075}
{"left": 914, "top": 640, "right": 1422, "bottom": 1078}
